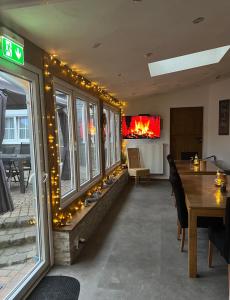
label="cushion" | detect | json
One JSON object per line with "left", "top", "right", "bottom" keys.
{"left": 128, "top": 168, "right": 150, "bottom": 177}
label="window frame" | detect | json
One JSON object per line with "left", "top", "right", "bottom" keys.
{"left": 53, "top": 78, "right": 102, "bottom": 208}
{"left": 103, "top": 103, "right": 121, "bottom": 174}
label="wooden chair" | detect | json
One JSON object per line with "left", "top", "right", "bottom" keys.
{"left": 171, "top": 170, "right": 223, "bottom": 252}
{"left": 208, "top": 197, "right": 230, "bottom": 298}
{"left": 127, "top": 148, "right": 150, "bottom": 184}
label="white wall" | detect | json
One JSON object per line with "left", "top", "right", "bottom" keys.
{"left": 207, "top": 78, "right": 230, "bottom": 169}
{"left": 125, "top": 77, "right": 230, "bottom": 177}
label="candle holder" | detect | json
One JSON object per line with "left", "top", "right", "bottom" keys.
{"left": 215, "top": 170, "right": 227, "bottom": 187}
{"left": 193, "top": 154, "right": 199, "bottom": 166}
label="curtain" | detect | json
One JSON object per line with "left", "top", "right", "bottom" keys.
{"left": 0, "top": 91, "right": 14, "bottom": 214}
{"left": 58, "top": 108, "right": 70, "bottom": 180}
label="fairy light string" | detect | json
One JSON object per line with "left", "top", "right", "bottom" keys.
{"left": 43, "top": 53, "right": 126, "bottom": 227}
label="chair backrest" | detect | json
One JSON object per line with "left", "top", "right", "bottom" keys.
{"left": 127, "top": 148, "right": 141, "bottom": 169}
{"left": 171, "top": 172, "right": 188, "bottom": 228}
{"left": 167, "top": 153, "right": 177, "bottom": 170}
{"left": 20, "top": 143, "right": 30, "bottom": 154}
{"left": 224, "top": 197, "right": 230, "bottom": 263}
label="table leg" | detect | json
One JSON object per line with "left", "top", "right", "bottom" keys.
{"left": 188, "top": 208, "right": 197, "bottom": 277}
{"left": 18, "top": 160, "right": 25, "bottom": 194}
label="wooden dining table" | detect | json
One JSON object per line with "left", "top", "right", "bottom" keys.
{"left": 175, "top": 160, "right": 223, "bottom": 175}
{"left": 181, "top": 174, "right": 230, "bottom": 278}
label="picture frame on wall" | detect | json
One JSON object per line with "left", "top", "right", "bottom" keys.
{"left": 219, "top": 99, "right": 230, "bottom": 135}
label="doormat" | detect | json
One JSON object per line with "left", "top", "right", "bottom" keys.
{"left": 27, "top": 276, "right": 80, "bottom": 300}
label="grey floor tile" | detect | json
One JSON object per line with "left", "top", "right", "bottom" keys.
{"left": 49, "top": 181, "right": 228, "bottom": 300}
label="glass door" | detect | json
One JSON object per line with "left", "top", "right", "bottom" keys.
{"left": 0, "top": 60, "right": 50, "bottom": 300}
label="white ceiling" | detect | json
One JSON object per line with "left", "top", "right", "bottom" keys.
{"left": 1, "top": 0, "right": 230, "bottom": 100}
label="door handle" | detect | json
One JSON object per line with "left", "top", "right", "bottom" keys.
{"left": 42, "top": 173, "right": 49, "bottom": 183}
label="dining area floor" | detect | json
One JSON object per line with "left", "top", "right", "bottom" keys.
{"left": 49, "top": 181, "right": 228, "bottom": 300}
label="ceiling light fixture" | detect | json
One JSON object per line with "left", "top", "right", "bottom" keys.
{"left": 148, "top": 45, "right": 230, "bottom": 77}
{"left": 192, "top": 17, "right": 205, "bottom": 24}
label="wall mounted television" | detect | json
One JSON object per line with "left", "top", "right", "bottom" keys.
{"left": 122, "top": 115, "right": 161, "bottom": 139}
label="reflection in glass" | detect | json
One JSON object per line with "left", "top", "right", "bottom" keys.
{"left": 76, "top": 99, "right": 89, "bottom": 185}
{"left": 55, "top": 91, "right": 75, "bottom": 196}
{"left": 110, "top": 111, "right": 115, "bottom": 166}
{"left": 89, "top": 103, "right": 99, "bottom": 178}
{"left": 103, "top": 108, "right": 110, "bottom": 169}
{"left": 115, "top": 113, "right": 121, "bottom": 162}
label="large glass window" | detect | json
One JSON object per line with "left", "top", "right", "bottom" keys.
{"left": 55, "top": 83, "right": 102, "bottom": 202}
{"left": 75, "top": 98, "right": 100, "bottom": 187}
{"left": 76, "top": 99, "right": 89, "bottom": 185}
{"left": 110, "top": 111, "right": 115, "bottom": 166}
{"left": 104, "top": 106, "right": 121, "bottom": 170}
{"left": 55, "top": 90, "right": 75, "bottom": 197}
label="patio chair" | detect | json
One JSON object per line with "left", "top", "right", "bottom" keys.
{"left": 20, "top": 143, "right": 31, "bottom": 188}
{"left": 2, "top": 146, "right": 20, "bottom": 184}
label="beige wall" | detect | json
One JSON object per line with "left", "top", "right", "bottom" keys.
{"left": 125, "top": 77, "right": 230, "bottom": 177}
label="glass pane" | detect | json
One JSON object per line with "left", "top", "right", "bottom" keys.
{"left": 115, "top": 113, "right": 121, "bottom": 162}
{"left": 110, "top": 111, "right": 115, "bottom": 166}
{"left": 103, "top": 108, "right": 110, "bottom": 169}
{"left": 4, "top": 117, "right": 15, "bottom": 140}
{"left": 76, "top": 99, "right": 89, "bottom": 185}
{"left": 89, "top": 103, "right": 100, "bottom": 177}
{"left": 55, "top": 90, "right": 75, "bottom": 197}
{"left": 18, "top": 116, "right": 29, "bottom": 140}
{"left": 0, "top": 71, "right": 42, "bottom": 299}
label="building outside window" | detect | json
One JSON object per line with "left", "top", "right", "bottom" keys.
{"left": 3, "top": 109, "right": 29, "bottom": 144}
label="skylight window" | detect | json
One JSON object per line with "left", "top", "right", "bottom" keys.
{"left": 148, "top": 46, "right": 230, "bottom": 77}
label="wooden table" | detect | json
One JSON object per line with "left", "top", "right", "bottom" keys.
{"left": 181, "top": 174, "right": 230, "bottom": 277}
{"left": 175, "top": 160, "right": 222, "bottom": 175}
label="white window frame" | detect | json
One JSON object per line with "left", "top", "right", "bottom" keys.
{"left": 104, "top": 104, "right": 121, "bottom": 174}
{"left": 3, "top": 109, "right": 30, "bottom": 144}
{"left": 54, "top": 78, "right": 102, "bottom": 208}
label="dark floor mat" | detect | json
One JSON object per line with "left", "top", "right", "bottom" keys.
{"left": 27, "top": 276, "right": 80, "bottom": 300}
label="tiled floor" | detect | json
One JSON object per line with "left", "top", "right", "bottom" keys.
{"left": 0, "top": 183, "right": 37, "bottom": 300}
{"left": 50, "top": 181, "right": 228, "bottom": 300}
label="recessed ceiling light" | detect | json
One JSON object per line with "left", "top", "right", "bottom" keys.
{"left": 192, "top": 17, "right": 205, "bottom": 24}
{"left": 92, "top": 42, "right": 102, "bottom": 49}
{"left": 148, "top": 45, "right": 230, "bottom": 77}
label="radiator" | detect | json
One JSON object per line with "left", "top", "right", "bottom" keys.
{"left": 126, "top": 141, "right": 164, "bottom": 174}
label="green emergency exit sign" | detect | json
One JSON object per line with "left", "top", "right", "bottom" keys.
{"left": 0, "top": 36, "right": 24, "bottom": 65}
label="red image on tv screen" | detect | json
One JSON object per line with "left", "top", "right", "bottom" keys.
{"left": 122, "top": 115, "right": 161, "bottom": 139}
